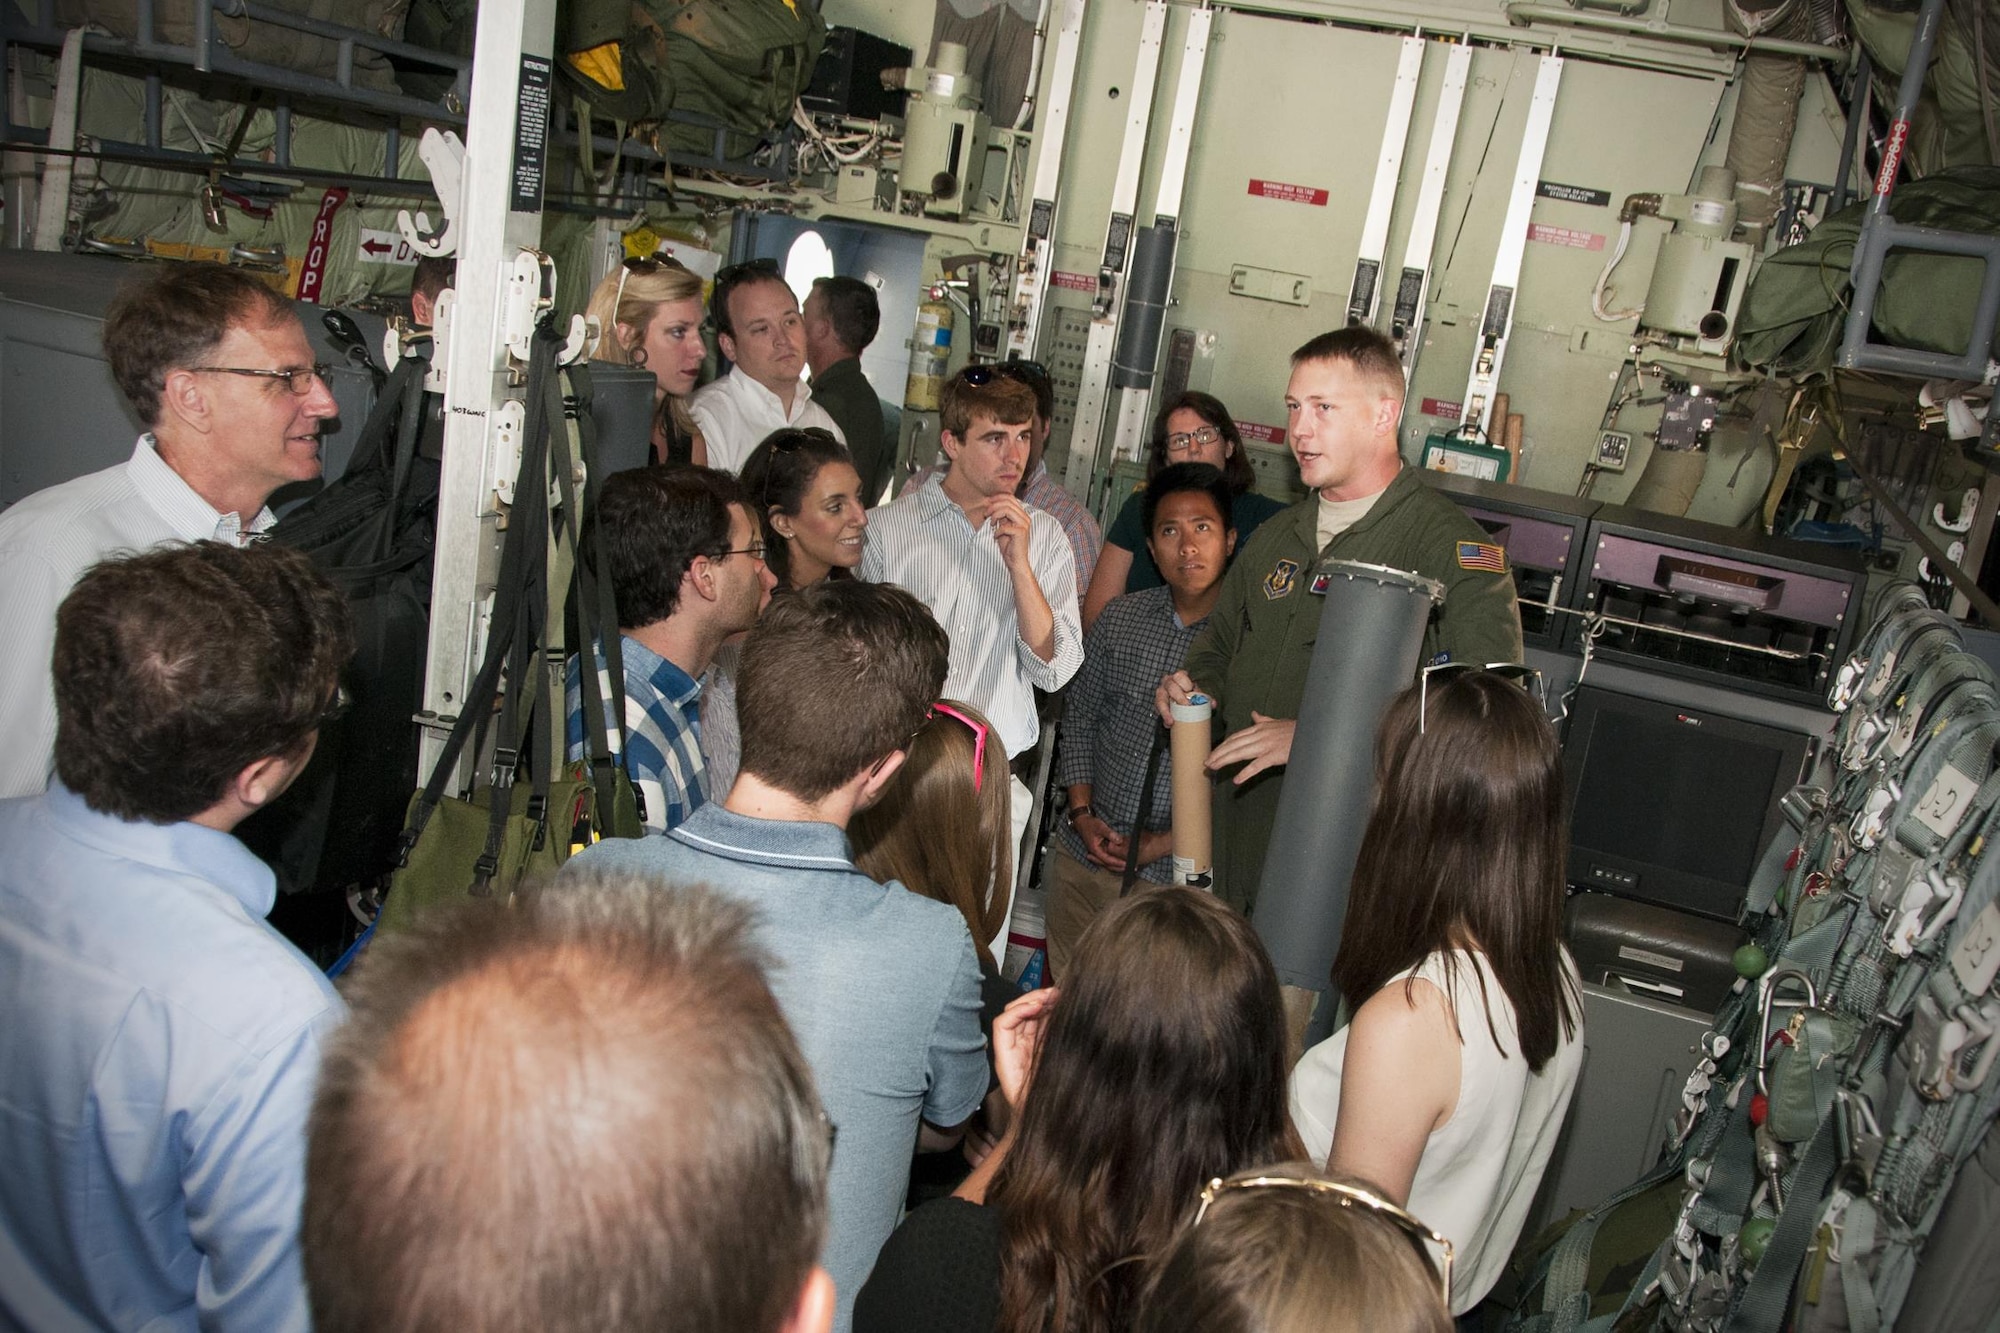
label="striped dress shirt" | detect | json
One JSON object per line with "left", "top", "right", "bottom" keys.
{"left": 0, "top": 437, "right": 275, "bottom": 799}
{"left": 860, "top": 472, "right": 1082, "bottom": 758}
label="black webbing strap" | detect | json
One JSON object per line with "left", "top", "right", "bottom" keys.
{"left": 1121, "top": 721, "right": 1171, "bottom": 896}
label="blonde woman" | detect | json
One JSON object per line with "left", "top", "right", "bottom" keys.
{"left": 584, "top": 255, "right": 710, "bottom": 466}
{"left": 1138, "top": 1166, "right": 1454, "bottom": 1333}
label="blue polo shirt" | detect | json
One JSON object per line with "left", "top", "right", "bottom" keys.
{"left": 567, "top": 804, "right": 987, "bottom": 1333}
{"left": 0, "top": 785, "right": 342, "bottom": 1332}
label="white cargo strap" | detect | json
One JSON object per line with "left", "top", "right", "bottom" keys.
{"left": 1391, "top": 38, "right": 1471, "bottom": 374}
{"left": 1346, "top": 34, "right": 1424, "bottom": 327}
{"left": 32, "top": 26, "right": 85, "bottom": 252}
{"left": 1457, "top": 50, "right": 1562, "bottom": 443}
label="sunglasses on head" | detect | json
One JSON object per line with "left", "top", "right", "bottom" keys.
{"left": 928, "top": 702, "right": 991, "bottom": 795}
{"left": 960, "top": 360, "right": 1051, "bottom": 391}
{"left": 611, "top": 250, "right": 695, "bottom": 320}
{"left": 757, "top": 428, "right": 841, "bottom": 509}
{"left": 1416, "top": 661, "right": 1547, "bottom": 734}
{"left": 1192, "top": 1174, "right": 1454, "bottom": 1305}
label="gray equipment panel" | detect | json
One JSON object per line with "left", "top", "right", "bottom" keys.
{"left": 1526, "top": 980, "right": 1714, "bottom": 1236}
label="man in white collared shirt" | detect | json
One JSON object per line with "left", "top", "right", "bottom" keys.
{"left": 0, "top": 264, "right": 338, "bottom": 798}
{"left": 861, "top": 368, "right": 1082, "bottom": 951}
{"left": 688, "top": 260, "right": 844, "bottom": 475}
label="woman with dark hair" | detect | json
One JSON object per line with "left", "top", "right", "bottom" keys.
{"left": 584, "top": 254, "right": 710, "bottom": 466}
{"left": 1289, "top": 668, "right": 1584, "bottom": 1317}
{"left": 1080, "top": 391, "right": 1285, "bottom": 629}
{"left": 737, "top": 427, "right": 867, "bottom": 590}
{"left": 704, "top": 428, "right": 867, "bottom": 793}
{"left": 854, "top": 888, "right": 1303, "bottom": 1333}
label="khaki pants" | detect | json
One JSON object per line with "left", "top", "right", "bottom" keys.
{"left": 1045, "top": 848, "right": 1134, "bottom": 983}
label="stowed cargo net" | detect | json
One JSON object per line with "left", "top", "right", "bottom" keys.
{"left": 1504, "top": 580, "right": 2000, "bottom": 1333}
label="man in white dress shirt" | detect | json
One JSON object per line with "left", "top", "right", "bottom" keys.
{"left": 0, "top": 264, "right": 340, "bottom": 799}
{"left": 688, "top": 259, "right": 844, "bottom": 474}
{"left": 861, "top": 367, "right": 1082, "bottom": 949}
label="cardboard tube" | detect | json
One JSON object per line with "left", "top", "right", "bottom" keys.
{"left": 1170, "top": 694, "right": 1213, "bottom": 889}
{"left": 1504, "top": 412, "right": 1525, "bottom": 479}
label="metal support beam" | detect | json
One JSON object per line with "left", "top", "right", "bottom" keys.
{"left": 1107, "top": 2, "right": 1213, "bottom": 465}
{"left": 416, "top": 0, "right": 559, "bottom": 784}
{"left": 1062, "top": 0, "right": 1168, "bottom": 499}
{"left": 1004, "top": 0, "right": 1087, "bottom": 363}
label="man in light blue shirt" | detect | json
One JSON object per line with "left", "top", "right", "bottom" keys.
{"left": 569, "top": 581, "right": 987, "bottom": 1333}
{"left": 0, "top": 540, "right": 353, "bottom": 1333}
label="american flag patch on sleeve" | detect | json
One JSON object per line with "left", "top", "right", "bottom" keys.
{"left": 1456, "top": 540, "right": 1508, "bottom": 573}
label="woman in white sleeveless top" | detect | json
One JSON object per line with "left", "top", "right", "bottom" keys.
{"left": 1289, "top": 667, "right": 1585, "bottom": 1317}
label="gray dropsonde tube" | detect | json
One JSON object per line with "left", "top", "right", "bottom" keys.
{"left": 1251, "top": 559, "right": 1442, "bottom": 1048}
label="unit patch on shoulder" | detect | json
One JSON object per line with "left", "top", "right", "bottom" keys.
{"left": 1263, "top": 558, "right": 1301, "bottom": 600}
{"left": 1456, "top": 540, "right": 1508, "bottom": 574}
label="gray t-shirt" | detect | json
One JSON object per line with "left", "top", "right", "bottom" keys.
{"left": 568, "top": 805, "right": 988, "bottom": 1333}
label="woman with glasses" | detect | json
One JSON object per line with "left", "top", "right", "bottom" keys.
{"left": 584, "top": 255, "right": 710, "bottom": 467}
{"left": 854, "top": 887, "right": 1302, "bottom": 1333}
{"left": 1289, "top": 668, "right": 1583, "bottom": 1318}
{"left": 1080, "top": 392, "right": 1284, "bottom": 630}
{"left": 701, "top": 428, "right": 867, "bottom": 795}
{"left": 1137, "top": 1165, "right": 1454, "bottom": 1333}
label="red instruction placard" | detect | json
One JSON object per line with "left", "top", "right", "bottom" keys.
{"left": 1247, "top": 179, "right": 1329, "bottom": 207}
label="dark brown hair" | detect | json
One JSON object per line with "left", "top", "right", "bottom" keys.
{"left": 810, "top": 275, "right": 881, "bottom": 354}
{"left": 941, "top": 369, "right": 1036, "bottom": 438}
{"left": 850, "top": 698, "right": 1012, "bottom": 971}
{"left": 1333, "top": 671, "right": 1578, "bottom": 1070}
{"left": 1147, "top": 391, "right": 1256, "bottom": 495}
{"left": 1136, "top": 1164, "right": 1453, "bottom": 1333}
{"left": 102, "top": 263, "right": 294, "bottom": 426}
{"left": 594, "top": 465, "right": 746, "bottom": 628}
{"left": 304, "top": 870, "right": 830, "bottom": 1333}
{"left": 54, "top": 541, "right": 352, "bottom": 823}
{"left": 988, "top": 888, "right": 1304, "bottom": 1333}
{"left": 736, "top": 580, "right": 948, "bottom": 801}
{"left": 1290, "top": 325, "right": 1406, "bottom": 401}
{"left": 739, "top": 428, "right": 857, "bottom": 589}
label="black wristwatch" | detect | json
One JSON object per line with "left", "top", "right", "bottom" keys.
{"left": 1066, "top": 802, "right": 1096, "bottom": 825}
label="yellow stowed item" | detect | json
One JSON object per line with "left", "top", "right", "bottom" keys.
{"left": 568, "top": 42, "right": 624, "bottom": 92}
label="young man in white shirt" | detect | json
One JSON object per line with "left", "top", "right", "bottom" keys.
{"left": 861, "top": 368, "right": 1083, "bottom": 950}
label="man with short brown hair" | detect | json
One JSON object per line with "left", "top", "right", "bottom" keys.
{"left": 0, "top": 540, "right": 353, "bottom": 1333}
{"left": 567, "top": 580, "right": 986, "bottom": 1333}
{"left": 862, "top": 368, "right": 1084, "bottom": 926}
{"left": 0, "top": 263, "right": 339, "bottom": 798}
{"left": 1159, "top": 325, "right": 1522, "bottom": 911}
{"left": 303, "top": 870, "right": 836, "bottom": 1333}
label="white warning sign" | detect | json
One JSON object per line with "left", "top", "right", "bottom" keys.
{"left": 357, "top": 228, "right": 420, "bottom": 267}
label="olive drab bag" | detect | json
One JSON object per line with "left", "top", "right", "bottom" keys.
{"left": 377, "top": 321, "right": 643, "bottom": 937}
{"left": 554, "top": 0, "right": 826, "bottom": 157}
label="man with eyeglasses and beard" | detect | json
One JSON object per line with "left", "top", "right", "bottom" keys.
{"left": 0, "top": 264, "right": 340, "bottom": 799}
{"left": 0, "top": 540, "right": 353, "bottom": 1333}
{"left": 567, "top": 465, "right": 778, "bottom": 837}
{"left": 691, "top": 259, "right": 846, "bottom": 475}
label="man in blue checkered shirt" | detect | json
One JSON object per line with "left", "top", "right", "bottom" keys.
{"left": 566, "top": 466, "right": 776, "bottom": 835}
{"left": 1045, "top": 463, "right": 1236, "bottom": 980}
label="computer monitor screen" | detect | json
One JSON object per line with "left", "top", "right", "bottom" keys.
{"left": 1563, "top": 685, "right": 1811, "bottom": 921}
